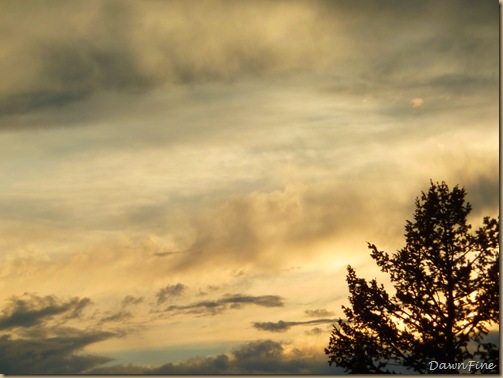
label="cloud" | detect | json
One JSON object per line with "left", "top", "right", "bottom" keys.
{"left": 197, "top": 285, "right": 220, "bottom": 297}
{"left": 221, "top": 294, "right": 284, "bottom": 308}
{"left": 305, "top": 308, "right": 335, "bottom": 318}
{"left": 0, "top": 1, "right": 496, "bottom": 119}
{"left": 156, "top": 283, "right": 187, "bottom": 305}
{"left": 0, "top": 2, "right": 497, "bottom": 373}
{"left": 0, "top": 292, "right": 125, "bottom": 373}
{"left": 0, "top": 330, "right": 114, "bottom": 374}
{"left": 99, "top": 311, "right": 133, "bottom": 324}
{"left": 253, "top": 318, "right": 336, "bottom": 333}
{"left": 305, "top": 327, "right": 324, "bottom": 336}
{"left": 89, "top": 339, "right": 341, "bottom": 374}
{"left": 0, "top": 0, "right": 497, "bottom": 287}
{"left": 121, "top": 295, "right": 143, "bottom": 307}
{"left": 462, "top": 172, "right": 499, "bottom": 219}
{"left": 0, "top": 1, "right": 331, "bottom": 116}
{"left": 253, "top": 320, "right": 291, "bottom": 332}
{"left": 0, "top": 293, "right": 91, "bottom": 330}
{"left": 169, "top": 183, "right": 370, "bottom": 273}
{"left": 165, "top": 294, "right": 283, "bottom": 315}
{"left": 153, "top": 251, "right": 184, "bottom": 257}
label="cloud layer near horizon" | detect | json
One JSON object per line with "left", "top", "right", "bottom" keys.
{"left": 0, "top": 291, "right": 337, "bottom": 374}
{"left": 89, "top": 339, "right": 341, "bottom": 375}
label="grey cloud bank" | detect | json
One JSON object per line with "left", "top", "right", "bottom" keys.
{"left": 90, "top": 339, "right": 342, "bottom": 374}
{"left": 0, "top": 0, "right": 497, "bottom": 120}
{"left": 0, "top": 293, "right": 118, "bottom": 374}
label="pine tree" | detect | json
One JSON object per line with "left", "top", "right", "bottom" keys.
{"left": 325, "top": 181, "right": 499, "bottom": 374}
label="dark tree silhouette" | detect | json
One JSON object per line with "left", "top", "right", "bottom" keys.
{"left": 325, "top": 181, "right": 499, "bottom": 374}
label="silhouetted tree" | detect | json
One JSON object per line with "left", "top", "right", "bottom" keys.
{"left": 325, "top": 181, "right": 499, "bottom": 374}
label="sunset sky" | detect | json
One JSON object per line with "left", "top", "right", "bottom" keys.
{"left": 0, "top": 0, "right": 499, "bottom": 374}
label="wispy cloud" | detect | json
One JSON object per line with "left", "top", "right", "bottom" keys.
{"left": 304, "top": 308, "right": 335, "bottom": 318}
{"left": 0, "top": 293, "right": 91, "bottom": 330}
{"left": 253, "top": 318, "right": 336, "bottom": 333}
{"left": 99, "top": 311, "right": 133, "bottom": 324}
{"left": 121, "top": 295, "right": 144, "bottom": 307}
{"left": 165, "top": 294, "right": 283, "bottom": 315}
{"left": 305, "top": 327, "right": 324, "bottom": 336}
{"left": 156, "top": 283, "right": 187, "bottom": 305}
{"left": 153, "top": 251, "right": 184, "bottom": 257}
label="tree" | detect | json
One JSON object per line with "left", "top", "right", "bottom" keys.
{"left": 325, "top": 181, "right": 499, "bottom": 374}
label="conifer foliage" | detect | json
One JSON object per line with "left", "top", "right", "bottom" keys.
{"left": 325, "top": 181, "right": 499, "bottom": 373}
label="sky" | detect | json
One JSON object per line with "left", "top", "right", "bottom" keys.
{"left": 0, "top": 0, "right": 499, "bottom": 374}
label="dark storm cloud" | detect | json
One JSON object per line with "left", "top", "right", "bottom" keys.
{"left": 0, "top": 330, "right": 114, "bottom": 374}
{"left": 165, "top": 294, "right": 283, "bottom": 315}
{"left": 0, "top": 293, "right": 91, "bottom": 330}
{"left": 253, "top": 318, "right": 336, "bottom": 333}
{"left": 89, "top": 339, "right": 342, "bottom": 374}
{"left": 156, "top": 283, "right": 187, "bottom": 305}
{"left": 0, "top": 0, "right": 497, "bottom": 119}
